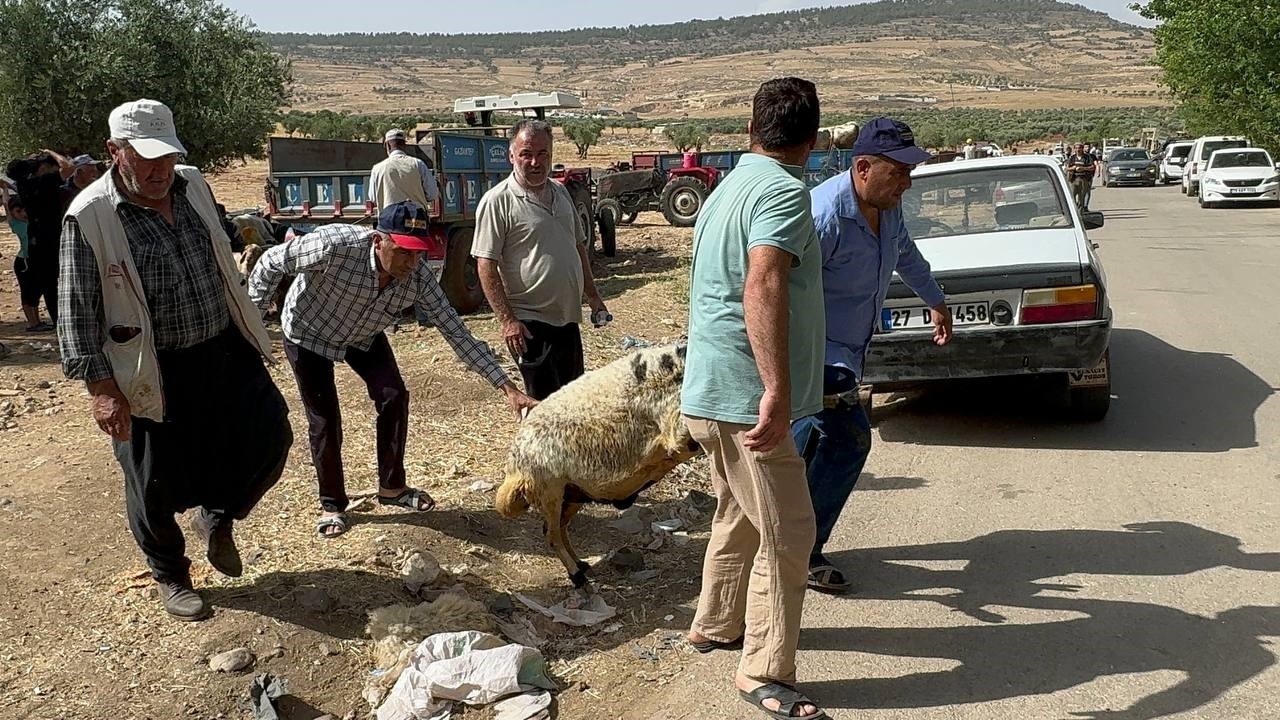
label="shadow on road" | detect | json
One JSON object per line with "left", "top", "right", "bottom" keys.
{"left": 808, "top": 522, "right": 1280, "bottom": 718}
{"left": 875, "top": 328, "right": 1276, "bottom": 452}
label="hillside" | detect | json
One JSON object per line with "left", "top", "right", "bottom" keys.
{"left": 268, "top": 0, "right": 1164, "bottom": 117}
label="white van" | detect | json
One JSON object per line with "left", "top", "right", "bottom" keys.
{"left": 1182, "top": 136, "right": 1250, "bottom": 196}
{"left": 1158, "top": 141, "right": 1194, "bottom": 184}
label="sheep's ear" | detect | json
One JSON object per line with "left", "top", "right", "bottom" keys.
{"left": 630, "top": 353, "right": 648, "bottom": 382}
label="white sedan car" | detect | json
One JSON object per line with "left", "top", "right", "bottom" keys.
{"left": 868, "top": 156, "right": 1112, "bottom": 420}
{"left": 1198, "top": 148, "right": 1280, "bottom": 208}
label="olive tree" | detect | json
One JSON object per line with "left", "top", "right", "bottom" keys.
{"left": 0, "top": 0, "right": 291, "bottom": 171}
{"left": 562, "top": 119, "right": 603, "bottom": 159}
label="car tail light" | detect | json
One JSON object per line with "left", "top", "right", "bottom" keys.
{"left": 1020, "top": 284, "right": 1098, "bottom": 324}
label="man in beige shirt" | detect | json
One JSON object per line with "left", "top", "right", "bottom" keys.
{"left": 369, "top": 128, "right": 439, "bottom": 212}
{"left": 472, "top": 119, "right": 608, "bottom": 399}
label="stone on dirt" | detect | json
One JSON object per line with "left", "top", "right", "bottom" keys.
{"left": 209, "top": 648, "right": 254, "bottom": 673}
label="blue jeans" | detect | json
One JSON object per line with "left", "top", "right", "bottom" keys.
{"left": 791, "top": 383, "right": 872, "bottom": 559}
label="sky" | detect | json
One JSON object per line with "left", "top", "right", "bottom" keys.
{"left": 220, "top": 0, "right": 1155, "bottom": 34}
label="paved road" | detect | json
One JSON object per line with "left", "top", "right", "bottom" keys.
{"left": 627, "top": 185, "right": 1280, "bottom": 719}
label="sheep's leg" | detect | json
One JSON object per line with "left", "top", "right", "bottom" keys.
{"left": 560, "top": 502, "right": 590, "bottom": 579}
{"left": 541, "top": 496, "right": 589, "bottom": 587}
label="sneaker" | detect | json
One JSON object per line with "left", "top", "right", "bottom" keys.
{"left": 191, "top": 510, "right": 243, "bottom": 578}
{"left": 157, "top": 578, "right": 210, "bottom": 621}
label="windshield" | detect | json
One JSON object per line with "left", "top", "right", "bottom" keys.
{"left": 1200, "top": 140, "right": 1248, "bottom": 160}
{"left": 1110, "top": 149, "right": 1149, "bottom": 162}
{"left": 1210, "top": 150, "right": 1272, "bottom": 168}
{"left": 1167, "top": 144, "right": 1192, "bottom": 159}
{"left": 903, "top": 166, "right": 1072, "bottom": 239}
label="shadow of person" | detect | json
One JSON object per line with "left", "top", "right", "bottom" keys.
{"left": 831, "top": 521, "right": 1280, "bottom": 623}
{"left": 874, "top": 329, "right": 1276, "bottom": 452}
{"left": 205, "top": 568, "right": 414, "bottom": 639}
{"left": 800, "top": 597, "right": 1280, "bottom": 719}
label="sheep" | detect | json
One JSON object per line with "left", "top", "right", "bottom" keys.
{"left": 495, "top": 343, "right": 701, "bottom": 587}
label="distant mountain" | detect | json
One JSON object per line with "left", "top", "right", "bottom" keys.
{"left": 263, "top": 0, "right": 1148, "bottom": 65}
{"left": 271, "top": 0, "right": 1162, "bottom": 117}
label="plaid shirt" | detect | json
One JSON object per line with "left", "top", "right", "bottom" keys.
{"left": 247, "top": 224, "right": 508, "bottom": 387}
{"left": 59, "top": 175, "right": 230, "bottom": 383}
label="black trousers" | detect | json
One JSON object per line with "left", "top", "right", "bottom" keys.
{"left": 26, "top": 243, "right": 58, "bottom": 323}
{"left": 114, "top": 329, "right": 292, "bottom": 583}
{"left": 517, "top": 320, "right": 584, "bottom": 400}
{"left": 284, "top": 333, "right": 408, "bottom": 513}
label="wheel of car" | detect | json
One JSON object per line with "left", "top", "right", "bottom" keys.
{"left": 1065, "top": 350, "right": 1110, "bottom": 422}
{"left": 441, "top": 226, "right": 484, "bottom": 314}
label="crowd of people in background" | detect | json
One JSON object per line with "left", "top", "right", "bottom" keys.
{"left": 0, "top": 151, "right": 105, "bottom": 357}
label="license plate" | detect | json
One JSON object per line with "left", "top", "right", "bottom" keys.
{"left": 881, "top": 302, "right": 990, "bottom": 331}
{"left": 1068, "top": 355, "right": 1110, "bottom": 388}
{"left": 1126, "top": 172, "right": 1141, "bottom": 177}
{"left": 1230, "top": 187, "right": 1254, "bottom": 194}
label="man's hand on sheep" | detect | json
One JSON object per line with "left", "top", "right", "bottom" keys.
{"left": 502, "top": 319, "right": 533, "bottom": 357}
{"left": 500, "top": 382, "right": 538, "bottom": 420}
{"left": 744, "top": 388, "right": 791, "bottom": 452}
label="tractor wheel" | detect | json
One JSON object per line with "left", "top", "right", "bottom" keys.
{"left": 597, "top": 207, "right": 618, "bottom": 257}
{"left": 441, "top": 226, "right": 484, "bottom": 314}
{"left": 621, "top": 211, "right": 639, "bottom": 225}
{"left": 576, "top": 200, "right": 597, "bottom": 258}
{"left": 596, "top": 197, "right": 622, "bottom": 229}
{"left": 661, "top": 176, "right": 709, "bottom": 227}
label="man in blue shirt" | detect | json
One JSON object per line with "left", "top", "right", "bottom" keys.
{"left": 795, "top": 117, "right": 953, "bottom": 593}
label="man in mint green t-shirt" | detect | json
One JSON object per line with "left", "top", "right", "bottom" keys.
{"left": 681, "top": 77, "right": 829, "bottom": 720}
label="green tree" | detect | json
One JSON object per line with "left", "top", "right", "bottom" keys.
{"left": 1134, "top": 0, "right": 1280, "bottom": 152}
{"left": 0, "top": 0, "right": 290, "bottom": 171}
{"left": 562, "top": 119, "right": 603, "bottom": 159}
{"left": 664, "top": 123, "right": 710, "bottom": 152}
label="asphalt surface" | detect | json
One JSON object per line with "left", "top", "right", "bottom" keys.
{"left": 624, "top": 183, "right": 1280, "bottom": 719}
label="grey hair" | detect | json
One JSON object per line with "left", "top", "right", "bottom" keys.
{"left": 511, "top": 119, "right": 553, "bottom": 144}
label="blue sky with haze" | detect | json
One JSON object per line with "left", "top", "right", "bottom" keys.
{"left": 221, "top": 0, "right": 1154, "bottom": 34}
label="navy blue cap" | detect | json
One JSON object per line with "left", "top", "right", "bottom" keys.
{"left": 375, "top": 201, "right": 433, "bottom": 250}
{"left": 850, "top": 117, "right": 933, "bottom": 165}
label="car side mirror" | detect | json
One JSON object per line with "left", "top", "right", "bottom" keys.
{"left": 1082, "top": 210, "right": 1105, "bottom": 230}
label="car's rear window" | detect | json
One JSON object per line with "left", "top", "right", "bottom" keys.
{"left": 1167, "top": 145, "right": 1192, "bottom": 159}
{"left": 904, "top": 166, "right": 1071, "bottom": 239}
{"left": 1200, "top": 140, "right": 1248, "bottom": 159}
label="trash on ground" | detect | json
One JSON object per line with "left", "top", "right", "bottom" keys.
{"left": 245, "top": 673, "right": 290, "bottom": 720}
{"left": 514, "top": 591, "right": 616, "bottom": 627}
{"left": 374, "top": 631, "right": 556, "bottom": 720}
{"left": 365, "top": 594, "right": 496, "bottom": 708}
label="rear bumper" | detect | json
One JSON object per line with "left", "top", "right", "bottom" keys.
{"left": 862, "top": 319, "right": 1111, "bottom": 385}
{"left": 1161, "top": 166, "right": 1184, "bottom": 179}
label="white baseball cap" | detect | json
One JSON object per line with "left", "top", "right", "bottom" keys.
{"left": 108, "top": 99, "right": 188, "bottom": 159}
{"left": 384, "top": 128, "right": 406, "bottom": 142}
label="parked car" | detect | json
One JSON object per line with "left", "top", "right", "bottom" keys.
{"left": 1182, "top": 135, "right": 1250, "bottom": 196}
{"left": 1158, "top": 141, "right": 1194, "bottom": 184}
{"left": 1102, "top": 148, "right": 1159, "bottom": 187}
{"left": 1197, "top": 147, "right": 1280, "bottom": 209}
{"left": 874, "top": 155, "right": 1112, "bottom": 420}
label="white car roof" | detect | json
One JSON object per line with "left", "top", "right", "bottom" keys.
{"left": 913, "top": 155, "right": 1063, "bottom": 177}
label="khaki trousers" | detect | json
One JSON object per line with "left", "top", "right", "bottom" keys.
{"left": 685, "top": 416, "right": 817, "bottom": 685}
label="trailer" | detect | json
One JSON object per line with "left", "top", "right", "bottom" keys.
{"left": 262, "top": 92, "right": 595, "bottom": 315}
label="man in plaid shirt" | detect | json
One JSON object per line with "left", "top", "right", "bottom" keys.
{"left": 249, "top": 201, "right": 536, "bottom": 537}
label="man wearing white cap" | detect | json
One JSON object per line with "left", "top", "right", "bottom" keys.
{"left": 65, "top": 154, "right": 102, "bottom": 196}
{"left": 369, "top": 128, "right": 438, "bottom": 214}
{"left": 57, "top": 99, "right": 294, "bottom": 621}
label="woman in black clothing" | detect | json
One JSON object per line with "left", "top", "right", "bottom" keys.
{"left": 8, "top": 152, "right": 73, "bottom": 323}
